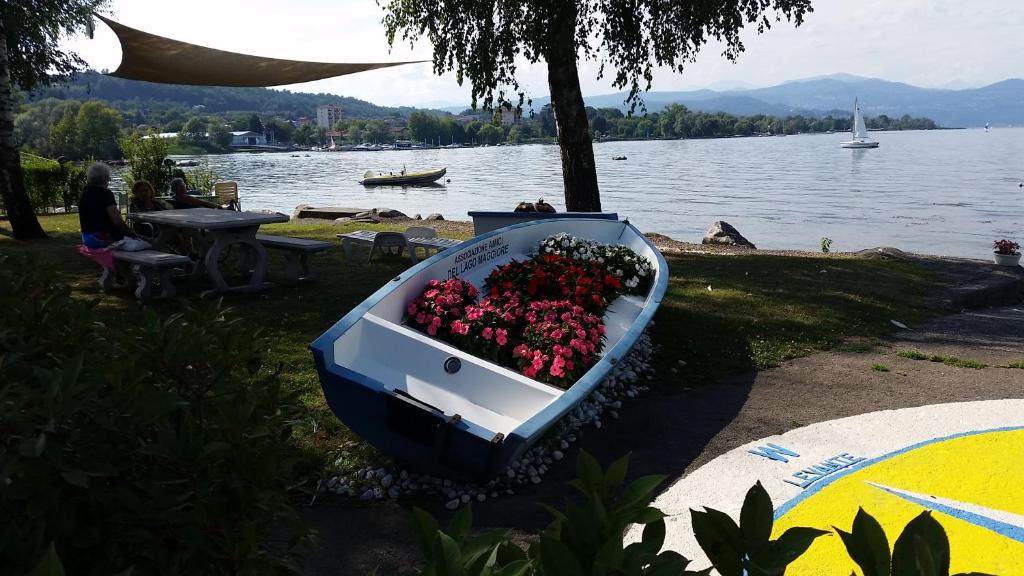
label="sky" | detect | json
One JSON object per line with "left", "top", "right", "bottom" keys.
{"left": 63, "top": 0, "right": 1024, "bottom": 108}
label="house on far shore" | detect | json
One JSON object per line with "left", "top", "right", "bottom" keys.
{"left": 230, "top": 131, "right": 267, "bottom": 147}
{"left": 498, "top": 105, "right": 522, "bottom": 127}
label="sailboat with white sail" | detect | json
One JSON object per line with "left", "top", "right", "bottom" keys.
{"left": 840, "top": 98, "right": 879, "bottom": 148}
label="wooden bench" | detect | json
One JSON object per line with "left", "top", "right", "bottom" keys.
{"left": 111, "top": 250, "right": 191, "bottom": 301}
{"left": 255, "top": 234, "right": 331, "bottom": 281}
{"left": 337, "top": 230, "right": 462, "bottom": 264}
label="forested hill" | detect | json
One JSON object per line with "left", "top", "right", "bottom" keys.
{"left": 24, "top": 70, "right": 432, "bottom": 119}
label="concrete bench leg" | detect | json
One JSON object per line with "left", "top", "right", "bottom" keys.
{"left": 99, "top": 267, "right": 116, "bottom": 292}
{"left": 158, "top": 269, "right": 177, "bottom": 299}
{"left": 342, "top": 239, "right": 353, "bottom": 259}
{"left": 133, "top": 266, "right": 154, "bottom": 302}
{"left": 283, "top": 252, "right": 303, "bottom": 281}
{"left": 280, "top": 252, "right": 318, "bottom": 281}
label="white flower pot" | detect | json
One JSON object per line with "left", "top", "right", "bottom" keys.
{"left": 993, "top": 252, "right": 1021, "bottom": 266}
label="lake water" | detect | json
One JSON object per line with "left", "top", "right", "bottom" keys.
{"left": 185, "top": 128, "right": 1022, "bottom": 258}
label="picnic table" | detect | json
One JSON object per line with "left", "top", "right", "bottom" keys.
{"left": 129, "top": 208, "right": 288, "bottom": 296}
{"left": 338, "top": 230, "right": 462, "bottom": 264}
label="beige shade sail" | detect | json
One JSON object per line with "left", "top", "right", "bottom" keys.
{"left": 96, "top": 14, "right": 422, "bottom": 87}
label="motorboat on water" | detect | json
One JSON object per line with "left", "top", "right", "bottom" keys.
{"left": 360, "top": 167, "right": 448, "bottom": 186}
{"left": 840, "top": 98, "right": 879, "bottom": 148}
{"left": 309, "top": 218, "right": 668, "bottom": 478}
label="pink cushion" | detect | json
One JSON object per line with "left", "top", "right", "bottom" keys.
{"left": 78, "top": 245, "right": 115, "bottom": 269}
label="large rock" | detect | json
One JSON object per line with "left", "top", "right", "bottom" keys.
{"left": 374, "top": 207, "right": 409, "bottom": 219}
{"left": 702, "top": 221, "right": 756, "bottom": 249}
{"left": 424, "top": 213, "right": 444, "bottom": 221}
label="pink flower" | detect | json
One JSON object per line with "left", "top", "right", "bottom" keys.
{"left": 424, "top": 289, "right": 439, "bottom": 299}
{"left": 550, "top": 329, "right": 563, "bottom": 340}
{"left": 513, "top": 344, "right": 529, "bottom": 358}
{"left": 427, "top": 324, "right": 438, "bottom": 336}
{"left": 495, "top": 329, "right": 508, "bottom": 346}
{"left": 431, "top": 316, "right": 442, "bottom": 327}
{"left": 408, "top": 302, "right": 419, "bottom": 315}
{"left": 415, "top": 312, "right": 426, "bottom": 324}
{"left": 523, "top": 366, "right": 538, "bottom": 378}
{"left": 482, "top": 327, "right": 493, "bottom": 340}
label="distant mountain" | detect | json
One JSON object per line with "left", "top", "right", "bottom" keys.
{"left": 521, "top": 74, "right": 1023, "bottom": 127}
{"left": 25, "top": 70, "right": 442, "bottom": 119}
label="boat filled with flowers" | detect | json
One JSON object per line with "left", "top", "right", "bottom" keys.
{"left": 310, "top": 218, "right": 668, "bottom": 478}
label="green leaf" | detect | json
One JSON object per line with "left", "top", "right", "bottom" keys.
{"left": 604, "top": 452, "right": 630, "bottom": 490}
{"left": 575, "top": 449, "right": 603, "bottom": 495}
{"left": 690, "top": 508, "right": 743, "bottom": 576}
{"left": 834, "top": 508, "right": 890, "bottom": 576}
{"left": 448, "top": 504, "right": 473, "bottom": 543}
{"left": 639, "top": 517, "right": 666, "bottom": 556}
{"left": 60, "top": 469, "right": 89, "bottom": 488}
{"left": 538, "top": 532, "right": 584, "bottom": 576}
{"left": 538, "top": 502, "right": 568, "bottom": 525}
{"left": 740, "top": 481, "right": 774, "bottom": 550}
{"left": 759, "top": 526, "right": 830, "bottom": 572}
{"left": 493, "top": 559, "right": 532, "bottom": 576}
{"left": 594, "top": 533, "right": 625, "bottom": 570}
{"left": 892, "top": 512, "right": 949, "bottom": 576}
{"left": 411, "top": 507, "right": 442, "bottom": 557}
{"left": 633, "top": 506, "right": 667, "bottom": 525}
{"left": 615, "top": 475, "right": 667, "bottom": 513}
{"left": 432, "top": 532, "right": 467, "bottom": 576}
{"left": 644, "top": 550, "right": 688, "bottom": 576}
{"left": 31, "top": 543, "right": 65, "bottom": 576}
{"left": 20, "top": 432, "right": 46, "bottom": 458}
{"left": 136, "top": 390, "right": 188, "bottom": 418}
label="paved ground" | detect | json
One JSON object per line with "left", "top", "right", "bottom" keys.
{"left": 302, "top": 303, "right": 1023, "bottom": 575}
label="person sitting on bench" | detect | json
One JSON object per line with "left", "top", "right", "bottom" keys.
{"left": 169, "top": 177, "right": 222, "bottom": 209}
{"left": 79, "top": 162, "right": 138, "bottom": 248}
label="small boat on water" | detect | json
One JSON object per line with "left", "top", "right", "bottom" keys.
{"left": 360, "top": 167, "right": 447, "bottom": 186}
{"left": 309, "top": 218, "right": 668, "bottom": 478}
{"left": 612, "top": 156, "right": 627, "bottom": 161}
{"left": 840, "top": 98, "right": 879, "bottom": 148}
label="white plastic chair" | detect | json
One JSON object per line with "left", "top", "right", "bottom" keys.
{"left": 368, "top": 232, "right": 407, "bottom": 262}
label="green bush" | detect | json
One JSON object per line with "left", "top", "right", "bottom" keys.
{"left": 120, "top": 132, "right": 174, "bottom": 194}
{"left": 19, "top": 155, "right": 88, "bottom": 213}
{"left": 411, "top": 451, "right": 990, "bottom": 576}
{"left": 0, "top": 256, "right": 313, "bottom": 574}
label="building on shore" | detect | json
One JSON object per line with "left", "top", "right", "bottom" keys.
{"left": 316, "top": 104, "right": 343, "bottom": 129}
{"left": 498, "top": 105, "right": 522, "bottom": 127}
{"left": 230, "top": 131, "right": 267, "bottom": 147}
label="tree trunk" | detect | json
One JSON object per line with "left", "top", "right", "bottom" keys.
{"left": 0, "top": 29, "right": 46, "bottom": 240}
{"left": 545, "top": 9, "right": 601, "bottom": 213}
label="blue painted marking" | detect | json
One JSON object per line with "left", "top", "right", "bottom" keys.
{"left": 870, "top": 483, "right": 1024, "bottom": 544}
{"left": 774, "top": 426, "right": 1024, "bottom": 520}
{"left": 748, "top": 443, "right": 801, "bottom": 463}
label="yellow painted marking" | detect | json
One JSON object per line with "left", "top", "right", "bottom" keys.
{"left": 774, "top": 429, "right": 1024, "bottom": 575}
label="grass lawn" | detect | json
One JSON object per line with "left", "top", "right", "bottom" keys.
{"left": 1, "top": 213, "right": 940, "bottom": 473}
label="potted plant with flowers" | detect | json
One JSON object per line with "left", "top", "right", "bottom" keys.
{"left": 993, "top": 239, "right": 1021, "bottom": 266}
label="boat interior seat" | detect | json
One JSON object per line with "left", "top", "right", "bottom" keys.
{"left": 334, "top": 314, "right": 561, "bottom": 435}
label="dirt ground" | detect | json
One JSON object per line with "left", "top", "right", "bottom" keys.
{"left": 301, "top": 298, "right": 1023, "bottom": 575}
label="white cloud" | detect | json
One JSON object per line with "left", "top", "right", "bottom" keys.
{"left": 62, "top": 0, "right": 1024, "bottom": 107}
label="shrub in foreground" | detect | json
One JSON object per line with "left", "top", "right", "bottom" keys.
{"left": 0, "top": 255, "right": 312, "bottom": 574}
{"left": 411, "top": 451, "right": 991, "bottom": 576}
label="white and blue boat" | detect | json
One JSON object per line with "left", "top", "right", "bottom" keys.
{"left": 309, "top": 218, "right": 669, "bottom": 479}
